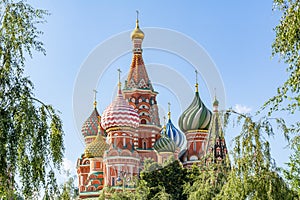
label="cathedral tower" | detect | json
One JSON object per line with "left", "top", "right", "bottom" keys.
{"left": 178, "top": 71, "right": 212, "bottom": 167}
{"left": 122, "top": 13, "right": 161, "bottom": 162}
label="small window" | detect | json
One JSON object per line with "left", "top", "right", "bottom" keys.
{"left": 143, "top": 141, "right": 147, "bottom": 150}
{"left": 112, "top": 177, "right": 115, "bottom": 186}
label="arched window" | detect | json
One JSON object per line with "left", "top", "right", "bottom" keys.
{"left": 143, "top": 141, "right": 147, "bottom": 150}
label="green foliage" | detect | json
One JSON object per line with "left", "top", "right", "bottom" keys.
{"left": 0, "top": 0, "right": 64, "bottom": 198}
{"left": 283, "top": 135, "right": 300, "bottom": 197}
{"left": 184, "top": 163, "right": 228, "bottom": 200}
{"left": 269, "top": 0, "right": 300, "bottom": 197}
{"left": 140, "top": 159, "right": 188, "bottom": 200}
{"left": 217, "top": 110, "right": 296, "bottom": 200}
{"left": 57, "top": 170, "right": 78, "bottom": 200}
{"left": 265, "top": 0, "right": 300, "bottom": 115}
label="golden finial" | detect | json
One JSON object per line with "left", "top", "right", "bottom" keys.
{"left": 195, "top": 70, "right": 199, "bottom": 93}
{"left": 136, "top": 10, "right": 139, "bottom": 24}
{"left": 131, "top": 10, "right": 144, "bottom": 40}
{"left": 168, "top": 102, "right": 171, "bottom": 120}
{"left": 117, "top": 68, "right": 122, "bottom": 89}
{"left": 97, "top": 115, "right": 101, "bottom": 133}
{"left": 213, "top": 88, "right": 219, "bottom": 108}
{"left": 93, "top": 89, "right": 97, "bottom": 108}
{"left": 163, "top": 116, "right": 166, "bottom": 130}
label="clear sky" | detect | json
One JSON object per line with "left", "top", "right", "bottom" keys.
{"left": 25, "top": 0, "right": 292, "bottom": 181}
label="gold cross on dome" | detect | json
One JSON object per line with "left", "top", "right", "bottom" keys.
{"left": 93, "top": 89, "right": 98, "bottom": 108}
{"left": 117, "top": 68, "right": 122, "bottom": 89}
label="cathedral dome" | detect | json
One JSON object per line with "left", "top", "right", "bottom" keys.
{"left": 154, "top": 133, "right": 176, "bottom": 153}
{"left": 101, "top": 89, "right": 140, "bottom": 130}
{"left": 81, "top": 108, "right": 100, "bottom": 138}
{"left": 131, "top": 20, "right": 144, "bottom": 40}
{"left": 85, "top": 133, "right": 108, "bottom": 158}
{"left": 166, "top": 118, "right": 186, "bottom": 151}
{"left": 178, "top": 90, "right": 212, "bottom": 132}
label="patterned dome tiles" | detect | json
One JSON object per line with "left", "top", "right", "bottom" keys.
{"left": 81, "top": 108, "right": 100, "bottom": 138}
{"left": 85, "top": 133, "right": 108, "bottom": 158}
{"left": 101, "top": 90, "right": 140, "bottom": 130}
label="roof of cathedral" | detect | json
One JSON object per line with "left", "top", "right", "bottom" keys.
{"left": 178, "top": 84, "right": 212, "bottom": 132}
{"left": 124, "top": 18, "right": 154, "bottom": 91}
{"left": 213, "top": 96, "right": 219, "bottom": 107}
{"left": 85, "top": 130, "right": 108, "bottom": 158}
{"left": 154, "top": 128, "right": 177, "bottom": 153}
{"left": 81, "top": 108, "right": 101, "bottom": 138}
{"left": 101, "top": 89, "right": 140, "bottom": 130}
{"left": 165, "top": 106, "right": 186, "bottom": 151}
{"left": 130, "top": 19, "right": 144, "bottom": 40}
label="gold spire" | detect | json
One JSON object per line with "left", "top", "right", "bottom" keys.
{"left": 131, "top": 10, "right": 144, "bottom": 40}
{"left": 163, "top": 116, "right": 167, "bottom": 131}
{"left": 117, "top": 68, "right": 122, "bottom": 89}
{"left": 168, "top": 102, "right": 171, "bottom": 119}
{"left": 195, "top": 70, "right": 199, "bottom": 92}
{"left": 93, "top": 89, "right": 97, "bottom": 108}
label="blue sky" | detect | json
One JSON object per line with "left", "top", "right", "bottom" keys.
{"left": 25, "top": 1, "right": 291, "bottom": 180}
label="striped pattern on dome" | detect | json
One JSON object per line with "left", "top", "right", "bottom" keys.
{"left": 166, "top": 119, "right": 186, "bottom": 151}
{"left": 178, "top": 92, "right": 212, "bottom": 132}
{"left": 154, "top": 136, "right": 176, "bottom": 153}
{"left": 85, "top": 133, "right": 108, "bottom": 158}
{"left": 101, "top": 90, "right": 140, "bottom": 130}
{"left": 81, "top": 108, "right": 100, "bottom": 138}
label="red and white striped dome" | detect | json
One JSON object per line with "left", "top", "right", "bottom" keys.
{"left": 101, "top": 89, "right": 139, "bottom": 129}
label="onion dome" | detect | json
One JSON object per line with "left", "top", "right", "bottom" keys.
{"left": 166, "top": 118, "right": 186, "bottom": 151}
{"left": 154, "top": 135, "right": 176, "bottom": 153}
{"left": 131, "top": 19, "right": 144, "bottom": 40}
{"left": 178, "top": 84, "right": 212, "bottom": 132}
{"left": 85, "top": 131, "right": 108, "bottom": 158}
{"left": 154, "top": 126, "right": 177, "bottom": 153}
{"left": 101, "top": 89, "right": 139, "bottom": 130}
{"left": 213, "top": 98, "right": 219, "bottom": 107}
{"left": 81, "top": 108, "right": 100, "bottom": 139}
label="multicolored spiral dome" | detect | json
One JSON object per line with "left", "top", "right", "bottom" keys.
{"left": 178, "top": 91, "right": 212, "bottom": 132}
{"left": 154, "top": 129, "right": 177, "bottom": 153}
{"left": 101, "top": 89, "right": 140, "bottom": 130}
{"left": 166, "top": 118, "right": 186, "bottom": 151}
{"left": 81, "top": 108, "right": 100, "bottom": 138}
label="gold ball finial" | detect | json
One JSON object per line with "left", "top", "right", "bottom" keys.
{"left": 195, "top": 70, "right": 199, "bottom": 93}
{"left": 168, "top": 102, "right": 171, "bottom": 120}
{"left": 131, "top": 11, "right": 144, "bottom": 40}
{"left": 117, "top": 68, "right": 122, "bottom": 90}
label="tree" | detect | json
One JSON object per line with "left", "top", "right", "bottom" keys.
{"left": 184, "top": 162, "right": 228, "bottom": 200}
{"left": 140, "top": 159, "right": 188, "bottom": 200}
{"left": 57, "top": 170, "right": 78, "bottom": 200}
{"left": 268, "top": 0, "right": 300, "bottom": 196}
{"left": 0, "top": 0, "right": 64, "bottom": 198}
{"left": 215, "top": 111, "right": 295, "bottom": 200}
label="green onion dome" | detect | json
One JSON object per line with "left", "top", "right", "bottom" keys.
{"left": 154, "top": 132, "right": 177, "bottom": 153}
{"left": 178, "top": 91, "right": 212, "bottom": 132}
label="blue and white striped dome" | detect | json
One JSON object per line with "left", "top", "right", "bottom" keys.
{"left": 166, "top": 119, "right": 186, "bottom": 151}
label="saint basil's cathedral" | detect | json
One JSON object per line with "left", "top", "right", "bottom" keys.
{"left": 76, "top": 16, "right": 228, "bottom": 199}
